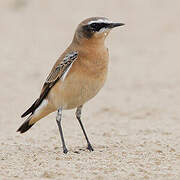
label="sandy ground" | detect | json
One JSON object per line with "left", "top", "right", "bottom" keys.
{"left": 1, "top": 0, "right": 180, "bottom": 179}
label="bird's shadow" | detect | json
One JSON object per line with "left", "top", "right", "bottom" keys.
{"left": 71, "top": 145, "right": 108, "bottom": 154}
{"left": 73, "top": 148, "right": 86, "bottom": 154}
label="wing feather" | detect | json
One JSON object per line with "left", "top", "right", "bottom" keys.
{"left": 46, "top": 51, "right": 78, "bottom": 83}
{"left": 21, "top": 51, "right": 78, "bottom": 117}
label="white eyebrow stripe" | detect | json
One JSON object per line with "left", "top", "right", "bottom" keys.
{"left": 88, "top": 19, "right": 112, "bottom": 25}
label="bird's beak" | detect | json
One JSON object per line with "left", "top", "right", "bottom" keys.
{"left": 108, "top": 23, "right": 125, "bottom": 29}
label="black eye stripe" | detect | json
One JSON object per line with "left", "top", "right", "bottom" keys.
{"left": 90, "top": 23, "right": 109, "bottom": 31}
{"left": 82, "top": 22, "right": 109, "bottom": 38}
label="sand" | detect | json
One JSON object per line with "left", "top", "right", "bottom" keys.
{"left": 1, "top": 0, "right": 180, "bottom": 179}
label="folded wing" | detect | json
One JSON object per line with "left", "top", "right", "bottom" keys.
{"left": 21, "top": 51, "right": 78, "bottom": 118}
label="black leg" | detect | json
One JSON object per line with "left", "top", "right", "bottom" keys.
{"left": 76, "top": 105, "right": 94, "bottom": 151}
{"left": 56, "top": 108, "right": 68, "bottom": 154}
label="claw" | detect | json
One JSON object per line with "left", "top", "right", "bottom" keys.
{"left": 63, "top": 148, "right": 68, "bottom": 154}
{"left": 87, "top": 143, "right": 94, "bottom": 152}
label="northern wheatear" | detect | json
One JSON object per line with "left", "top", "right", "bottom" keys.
{"left": 17, "top": 17, "right": 124, "bottom": 153}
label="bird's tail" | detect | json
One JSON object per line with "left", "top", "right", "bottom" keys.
{"left": 17, "top": 99, "right": 54, "bottom": 133}
{"left": 17, "top": 115, "right": 35, "bottom": 133}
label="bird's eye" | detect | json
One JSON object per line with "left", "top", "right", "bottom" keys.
{"left": 90, "top": 23, "right": 108, "bottom": 31}
{"left": 82, "top": 22, "right": 108, "bottom": 38}
{"left": 90, "top": 23, "right": 98, "bottom": 29}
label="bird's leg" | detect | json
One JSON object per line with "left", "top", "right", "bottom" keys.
{"left": 56, "top": 108, "right": 68, "bottom": 154}
{"left": 76, "top": 105, "right": 94, "bottom": 151}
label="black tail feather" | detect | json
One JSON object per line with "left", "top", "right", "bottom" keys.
{"left": 21, "top": 77, "right": 58, "bottom": 118}
{"left": 21, "top": 99, "right": 38, "bottom": 118}
{"left": 17, "top": 116, "right": 34, "bottom": 133}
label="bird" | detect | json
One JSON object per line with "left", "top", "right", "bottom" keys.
{"left": 17, "top": 17, "right": 125, "bottom": 154}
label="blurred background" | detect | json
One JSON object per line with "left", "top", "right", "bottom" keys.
{"left": 0, "top": 0, "right": 180, "bottom": 179}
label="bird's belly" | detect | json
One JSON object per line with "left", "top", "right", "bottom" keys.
{"left": 49, "top": 71, "right": 107, "bottom": 110}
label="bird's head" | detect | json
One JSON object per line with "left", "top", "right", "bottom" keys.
{"left": 74, "top": 17, "right": 125, "bottom": 44}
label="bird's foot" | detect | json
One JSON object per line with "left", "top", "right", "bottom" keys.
{"left": 63, "top": 147, "right": 68, "bottom": 154}
{"left": 87, "top": 143, "right": 94, "bottom": 152}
